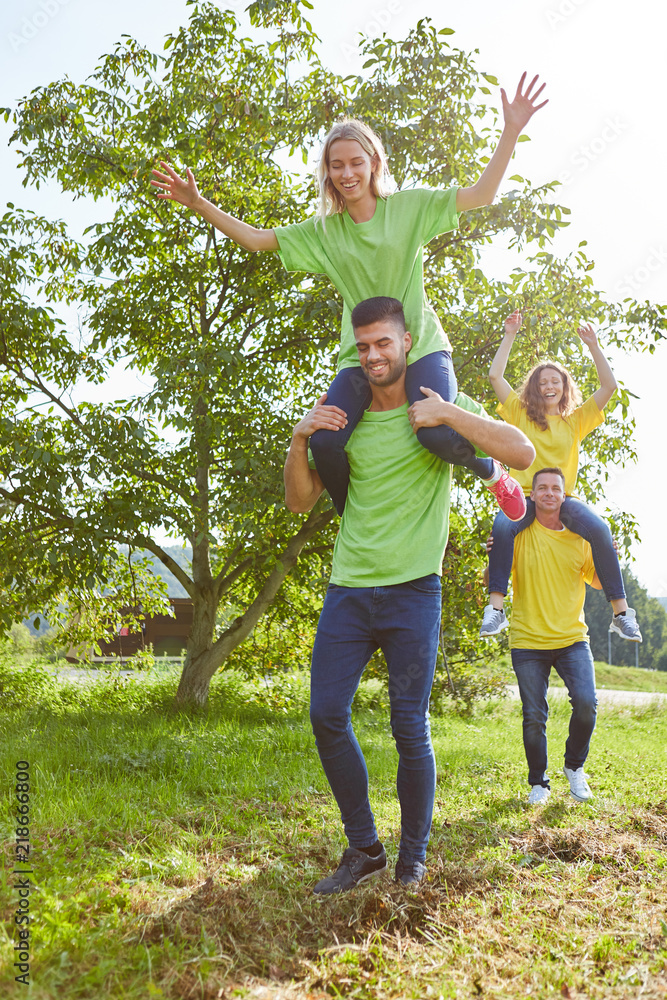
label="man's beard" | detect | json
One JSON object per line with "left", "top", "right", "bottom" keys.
{"left": 364, "top": 353, "right": 407, "bottom": 387}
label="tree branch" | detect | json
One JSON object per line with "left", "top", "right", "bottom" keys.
{"left": 207, "top": 506, "right": 335, "bottom": 664}
{"left": 130, "top": 534, "right": 195, "bottom": 597}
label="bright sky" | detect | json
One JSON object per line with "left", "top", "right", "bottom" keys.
{"left": 1, "top": 0, "right": 665, "bottom": 595}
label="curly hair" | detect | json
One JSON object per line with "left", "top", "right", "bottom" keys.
{"left": 517, "top": 361, "right": 583, "bottom": 432}
{"left": 315, "top": 118, "right": 392, "bottom": 229}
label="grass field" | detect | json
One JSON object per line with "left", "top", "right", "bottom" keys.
{"left": 586, "top": 661, "right": 667, "bottom": 693}
{"left": 1, "top": 662, "right": 666, "bottom": 999}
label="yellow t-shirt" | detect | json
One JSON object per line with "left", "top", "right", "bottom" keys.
{"left": 497, "top": 390, "right": 604, "bottom": 495}
{"left": 509, "top": 519, "right": 596, "bottom": 650}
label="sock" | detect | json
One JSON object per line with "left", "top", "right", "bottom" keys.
{"left": 477, "top": 456, "right": 496, "bottom": 480}
{"left": 482, "top": 461, "right": 501, "bottom": 485}
{"left": 359, "top": 840, "right": 384, "bottom": 858}
{"left": 614, "top": 612, "right": 626, "bottom": 619}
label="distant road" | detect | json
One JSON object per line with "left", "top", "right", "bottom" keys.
{"left": 506, "top": 685, "right": 667, "bottom": 707}
{"left": 53, "top": 669, "right": 667, "bottom": 707}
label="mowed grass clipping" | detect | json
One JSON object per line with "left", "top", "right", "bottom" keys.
{"left": 1, "top": 663, "right": 666, "bottom": 999}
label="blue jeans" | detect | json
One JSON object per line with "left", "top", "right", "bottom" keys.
{"left": 310, "top": 351, "right": 495, "bottom": 514}
{"left": 310, "top": 575, "right": 442, "bottom": 864}
{"left": 511, "top": 642, "right": 597, "bottom": 787}
{"left": 488, "top": 497, "right": 626, "bottom": 602}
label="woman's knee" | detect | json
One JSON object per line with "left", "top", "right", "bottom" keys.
{"left": 310, "top": 427, "right": 347, "bottom": 462}
{"left": 561, "top": 501, "right": 612, "bottom": 544}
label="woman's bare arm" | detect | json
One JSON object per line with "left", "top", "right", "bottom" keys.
{"left": 151, "top": 162, "right": 279, "bottom": 252}
{"left": 489, "top": 310, "right": 522, "bottom": 404}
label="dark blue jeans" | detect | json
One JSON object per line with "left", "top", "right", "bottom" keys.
{"left": 488, "top": 498, "right": 626, "bottom": 602}
{"left": 310, "top": 575, "right": 442, "bottom": 864}
{"left": 310, "top": 351, "right": 495, "bottom": 514}
{"left": 511, "top": 642, "right": 597, "bottom": 787}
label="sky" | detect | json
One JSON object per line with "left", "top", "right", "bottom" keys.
{"left": 1, "top": 0, "right": 666, "bottom": 595}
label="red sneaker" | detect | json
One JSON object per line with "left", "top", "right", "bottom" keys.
{"left": 485, "top": 461, "right": 527, "bottom": 521}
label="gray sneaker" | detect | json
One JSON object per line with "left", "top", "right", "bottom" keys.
{"left": 609, "top": 608, "right": 642, "bottom": 643}
{"left": 313, "top": 846, "right": 387, "bottom": 896}
{"left": 479, "top": 604, "right": 508, "bottom": 637}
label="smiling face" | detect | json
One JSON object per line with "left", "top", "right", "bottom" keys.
{"left": 327, "top": 138, "right": 378, "bottom": 207}
{"left": 530, "top": 471, "right": 565, "bottom": 515}
{"left": 538, "top": 366, "right": 565, "bottom": 411}
{"left": 354, "top": 320, "right": 412, "bottom": 387}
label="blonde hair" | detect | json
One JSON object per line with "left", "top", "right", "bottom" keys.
{"left": 517, "top": 361, "right": 583, "bottom": 432}
{"left": 316, "top": 118, "right": 392, "bottom": 228}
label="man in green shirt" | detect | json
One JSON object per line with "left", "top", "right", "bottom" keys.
{"left": 284, "top": 297, "right": 534, "bottom": 894}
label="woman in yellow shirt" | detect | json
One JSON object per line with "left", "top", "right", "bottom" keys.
{"left": 479, "top": 310, "right": 641, "bottom": 643}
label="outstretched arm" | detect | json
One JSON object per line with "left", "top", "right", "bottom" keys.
{"left": 577, "top": 323, "right": 617, "bottom": 410}
{"left": 456, "top": 73, "right": 548, "bottom": 212}
{"left": 284, "top": 394, "right": 347, "bottom": 513}
{"left": 408, "top": 388, "right": 536, "bottom": 470}
{"left": 489, "top": 310, "right": 522, "bottom": 404}
{"left": 150, "top": 162, "right": 279, "bottom": 252}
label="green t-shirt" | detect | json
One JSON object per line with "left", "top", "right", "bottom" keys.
{"left": 275, "top": 187, "right": 460, "bottom": 373}
{"left": 329, "top": 392, "right": 485, "bottom": 588}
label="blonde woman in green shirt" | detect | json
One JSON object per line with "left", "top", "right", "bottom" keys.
{"left": 151, "top": 74, "right": 547, "bottom": 517}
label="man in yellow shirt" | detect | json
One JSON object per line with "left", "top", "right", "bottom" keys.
{"left": 509, "top": 467, "right": 601, "bottom": 805}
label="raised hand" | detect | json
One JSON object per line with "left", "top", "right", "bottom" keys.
{"left": 500, "top": 73, "right": 548, "bottom": 137}
{"left": 505, "top": 309, "right": 523, "bottom": 338}
{"left": 293, "top": 393, "right": 348, "bottom": 441}
{"left": 150, "top": 161, "right": 201, "bottom": 209}
{"left": 577, "top": 322, "right": 599, "bottom": 351}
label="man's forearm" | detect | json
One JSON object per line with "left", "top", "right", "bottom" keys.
{"left": 284, "top": 436, "right": 323, "bottom": 512}
{"left": 439, "top": 402, "right": 535, "bottom": 470}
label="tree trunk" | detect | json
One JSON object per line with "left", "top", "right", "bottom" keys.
{"left": 174, "top": 506, "right": 335, "bottom": 707}
{"left": 174, "top": 587, "right": 219, "bottom": 706}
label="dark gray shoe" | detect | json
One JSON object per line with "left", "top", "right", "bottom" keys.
{"left": 395, "top": 857, "right": 427, "bottom": 887}
{"left": 609, "top": 608, "right": 642, "bottom": 642}
{"left": 313, "top": 846, "right": 387, "bottom": 896}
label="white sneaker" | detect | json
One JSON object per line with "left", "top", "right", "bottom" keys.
{"left": 479, "top": 604, "right": 508, "bottom": 637}
{"left": 563, "top": 766, "right": 592, "bottom": 802}
{"left": 527, "top": 785, "right": 551, "bottom": 805}
{"left": 609, "top": 608, "right": 642, "bottom": 643}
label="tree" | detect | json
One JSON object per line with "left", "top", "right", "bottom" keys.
{"left": 585, "top": 566, "right": 667, "bottom": 670}
{"left": 1, "top": 3, "right": 664, "bottom": 706}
